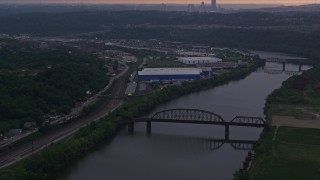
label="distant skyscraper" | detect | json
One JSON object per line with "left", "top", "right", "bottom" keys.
{"left": 200, "top": 1, "right": 205, "bottom": 12}
{"left": 161, "top": 3, "right": 166, "bottom": 11}
{"left": 211, "top": 0, "right": 217, "bottom": 11}
{"left": 201, "top": 1, "right": 205, "bottom": 7}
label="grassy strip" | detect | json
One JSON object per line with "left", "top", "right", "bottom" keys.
{"left": 249, "top": 127, "right": 320, "bottom": 180}
{"left": 0, "top": 61, "right": 263, "bottom": 180}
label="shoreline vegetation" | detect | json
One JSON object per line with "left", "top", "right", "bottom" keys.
{"left": 234, "top": 64, "right": 320, "bottom": 180}
{"left": 0, "top": 57, "right": 263, "bottom": 179}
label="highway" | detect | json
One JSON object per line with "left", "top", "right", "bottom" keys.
{"left": 0, "top": 60, "right": 134, "bottom": 169}
{"left": 56, "top": 29, "right": 112, "bottom": 38}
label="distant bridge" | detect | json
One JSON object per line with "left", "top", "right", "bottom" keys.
{"left": 264, "top": 58, "right": 317, "bottom": 75}
{"left": 265, "top": 58, "right": 288, "bottom": 63}
{"left": 57, "top": 29, "right": 112, "bottom": 38}
{"left": 121, "top": 108, "right": 267, "bottom": 140}
{"left": 263, "top": 60, "right": 311, "bottom": 75}
{"left": 265, "top": 58, "right": 312, "bottom": 64}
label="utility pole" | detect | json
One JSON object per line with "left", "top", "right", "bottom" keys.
{"left": 31, "top": 127, "right": 34, "bottom": 152}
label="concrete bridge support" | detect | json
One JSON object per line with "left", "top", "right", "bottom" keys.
{"left": 128, "top": 122, "right": 134, "bottom": 134}
{"left": 225, "top": 125, "right": 229, "bottom": 140}
{"left": 147, "top": 121, "right": 151, "bottom": 135}
{"left": 299, "top": 64, "right": 302, "bottom": 72}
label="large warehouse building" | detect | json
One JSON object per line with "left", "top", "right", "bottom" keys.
{"left": 138, "top": 68, "right": 203, "bottom": 81}
{"left": 177, "top": 57, "right": 222, "bottom": 65}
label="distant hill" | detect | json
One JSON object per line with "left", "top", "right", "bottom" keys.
{"left": 245, "top": 4, "right": 320, "bottom": 12}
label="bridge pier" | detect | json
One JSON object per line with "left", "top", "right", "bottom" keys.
{"left": 128, "top": 122, "right": 134, "bottom": 134}
{"left": 225, "top": 125, "right": 229, "bottom": 140}
{"left": 282, "top": 62, "right": 286, "bottom": 71}
{"left": 243, "top": 161, "right": 249, "bottom": 170}
{"left": 147, "top": 121, "right": 151, "bottom": 135}
{"left": 299, "top": 64, "right": 302, "bottom": 72}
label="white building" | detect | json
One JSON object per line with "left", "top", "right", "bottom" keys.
{"left": 178, "top": 57, "right": 222, "bottom": 65}
{"left": 138, "top": 68, "right": 203, "bottom": 81}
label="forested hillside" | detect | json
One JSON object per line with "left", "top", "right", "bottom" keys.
{"left": 0, "top": 40, "right": 108, "bottom": 133}
{"left": 1, "top": 11, "right": 320, "bottom": 59}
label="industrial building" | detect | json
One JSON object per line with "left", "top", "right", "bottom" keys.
{"left": 177, "top": 57, "right": 222, "bottom": 65}
{"left": 138, "top": 68, "right": 204, "bottom": 81}
{"left": 125, "top": 82, "right": 137, "bottom": 96}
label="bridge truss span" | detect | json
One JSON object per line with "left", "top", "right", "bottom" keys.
{"left": 152, "top": 108, "right": 225, "bottom": 123}
{"left": 230, "top": 142, "right": 255, "bottom": 150}
{"left": 208, "top": 140, "right": 225, "bottom": 150}
{"left": 230, "top": 116, "right": 266, "bottom": 127}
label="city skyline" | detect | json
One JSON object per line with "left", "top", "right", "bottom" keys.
{"left": 0, "top": 0, "right": 317, "bottom": 5}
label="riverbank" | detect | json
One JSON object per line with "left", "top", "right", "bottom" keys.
{"left": 0, "top": 59, "right": 263, "bottom": 179}
{"left": 242, "top": 65, "right": 320, "bottom": 180}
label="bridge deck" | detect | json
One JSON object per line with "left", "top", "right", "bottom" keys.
{"left": 125, "top": 118, "right": 266, "bottom": 127}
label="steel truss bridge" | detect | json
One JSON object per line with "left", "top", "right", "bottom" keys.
{"left": 121, "top": 108, "right": 267, "bottom": 140}
{"left": 263, "top": 61, "right": 304, "bottom": 75}
{"left": 263, "top": 59, "right": 316, "bottom": 75}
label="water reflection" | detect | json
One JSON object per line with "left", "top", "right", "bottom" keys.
{"left": 131, "top": 132, "right": 256, "bottom": 152}
{"left": 57, "top": 131, "right": 252, "bottom": 180}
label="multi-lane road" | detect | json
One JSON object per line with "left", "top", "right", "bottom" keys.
{"left": 0, "top": 60, "right": 134, "bottom": 169}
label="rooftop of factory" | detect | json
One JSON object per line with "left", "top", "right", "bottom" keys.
{"left": 138, "top": 68, "right": 203, "bottom": 76}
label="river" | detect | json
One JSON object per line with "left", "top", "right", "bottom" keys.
{"left": 55, "top": 56, "right": 312, "bottom": 180}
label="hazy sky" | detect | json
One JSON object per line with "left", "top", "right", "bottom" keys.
{"left": 0, "top": 0, "right": 316, "bottom": 4}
